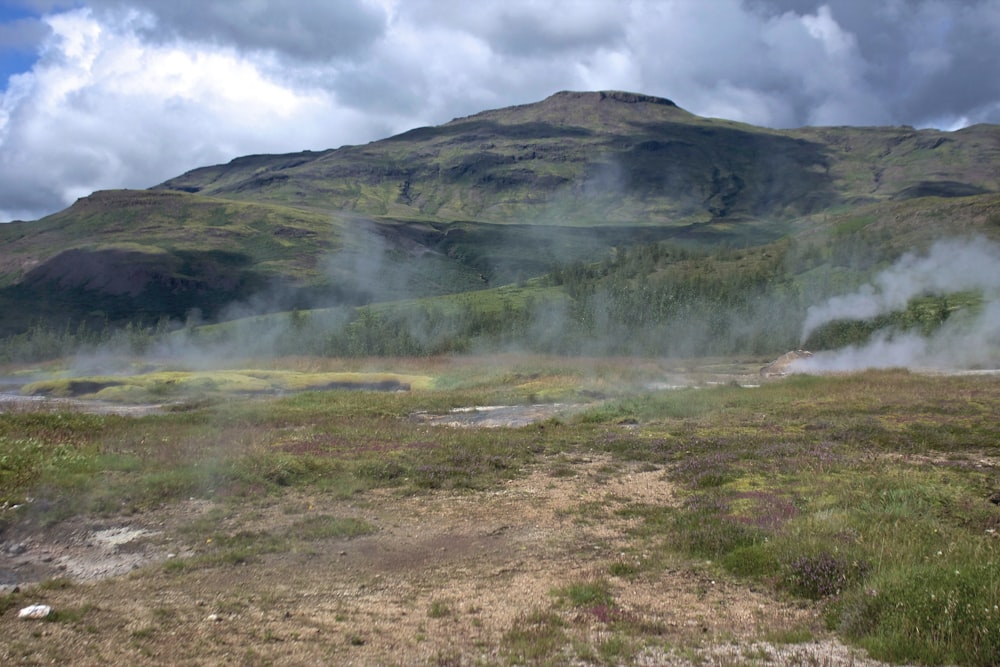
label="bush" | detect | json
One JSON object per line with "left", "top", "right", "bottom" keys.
{"left": 786, "top": 552, "right": 870, "bottom": 599}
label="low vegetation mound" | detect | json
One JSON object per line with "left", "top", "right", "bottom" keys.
{"left": 18, "top": 368, "right": 429, "bottom": 402}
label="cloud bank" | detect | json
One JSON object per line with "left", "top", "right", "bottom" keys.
{"left": 2, "top": 0, "right": 1000, "bottom": 221}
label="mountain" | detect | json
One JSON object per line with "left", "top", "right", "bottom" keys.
{"left": 157, "top": 90, "right": 1000, "bottom": 222}
{"left": 1, "top": 90, "right": 999, "bottom": 337}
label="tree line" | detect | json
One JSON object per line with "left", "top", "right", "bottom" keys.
{"left": 0, "top": 231, "right": 969, "bottom": 363}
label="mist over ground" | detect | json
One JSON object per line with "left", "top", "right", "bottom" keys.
{"left": 9, "top": 223, "right": 999, "bottom": 382}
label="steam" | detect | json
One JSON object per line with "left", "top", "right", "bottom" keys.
{"left": 795, "top": 237, "right": 1000, "bottom": 372}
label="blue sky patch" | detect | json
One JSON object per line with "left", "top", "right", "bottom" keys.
{"left": 0, "top": 5, "right": 44, "bottom": 90}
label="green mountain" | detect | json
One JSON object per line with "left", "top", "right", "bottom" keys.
{"left": 1, "top": 90, "right": 998, "bottom": 340}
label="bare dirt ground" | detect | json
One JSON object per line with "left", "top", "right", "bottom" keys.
{"left": 2, "top": 451, "right": 898, "bottom": 666}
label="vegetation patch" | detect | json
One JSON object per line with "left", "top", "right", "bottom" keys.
{"left": 18, "top": 369, "right": 433, "bottom": 402}
{"left": 837, "top": 559, "right": 1000, "bottom": 666}
{"left": 786, "top": 553, "right": 871, "bottom": 600}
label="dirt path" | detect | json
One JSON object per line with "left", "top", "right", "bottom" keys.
{"left": 0, "top": 455, "right": 898, "bottom": 666}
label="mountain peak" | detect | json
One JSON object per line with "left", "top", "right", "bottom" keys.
{"left": 546, "top": 90, "right": 678, "bottom": 107}
{"left": 453, "top": 89, "right": 690, "bottom": 128}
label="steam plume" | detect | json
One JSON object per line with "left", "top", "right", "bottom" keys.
{"left": 795, "top": 237, "right": 1000, "bottom": 372}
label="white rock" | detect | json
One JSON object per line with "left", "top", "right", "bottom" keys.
{"left": 18, "top": 604, "right": 52, "bottom": 620}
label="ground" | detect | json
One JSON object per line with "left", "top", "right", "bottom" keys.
{"left": 2, "top": 451, "right": 898, "bottom": 666}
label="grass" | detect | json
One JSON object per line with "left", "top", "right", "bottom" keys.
{"left": 580, "top": 368, "right": 1000, "bottom": 665}
{"left": 837, "top": 559, "right": 1000, "bottom": 665}
{"left": 427, "top": 599, "right": 452, "bottom": 619}
{"left": 1, "top": 359, "right": 999, "bottom": 664}
{"left": 502, "top": 609, "right": 569, "bottom": 665}
{"left": 552, "top": 578, "right": 615, "bottom": 609}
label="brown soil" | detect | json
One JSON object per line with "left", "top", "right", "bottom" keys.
{"left": 1, "top": 456, "right": 895, "bottom": 666}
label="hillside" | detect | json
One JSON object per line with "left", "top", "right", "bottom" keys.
{"left": 157, "top": 91, "right": 1000, "bottom": 224}
{"left": 0, "top": 90, "right": 998, "bottom": 341}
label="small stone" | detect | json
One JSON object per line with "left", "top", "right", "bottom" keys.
{"left": 206, "top": 613, "right": 222, "bottom": 622}
{"left": 7, "top": 542, "right": 28, "bottom": 555}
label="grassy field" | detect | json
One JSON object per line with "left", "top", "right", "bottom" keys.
{"left": 1, "top": 356, "right": 998, "bottom": 665}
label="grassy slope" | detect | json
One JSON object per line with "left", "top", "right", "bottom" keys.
{"left": 0, "top": 190, "right": 341, "bottom": 284}
{"left": 790, "top": 122, "right": 1000, "bottom": 204}
{"left": 0, "top": 191, "right": 351, "bottom": 335}
{"left": 183, "top": 192, "right": 1000, "bottom": 361}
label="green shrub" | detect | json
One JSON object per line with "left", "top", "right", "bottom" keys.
{"left": 427, "top": 599, "right": 451, "bottom": 618}
{"left": 721, "top": 543, "right": 780, "bottom": 578}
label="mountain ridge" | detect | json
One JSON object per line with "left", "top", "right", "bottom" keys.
{"left": 154, "top": 89, "right": 999, "bottom": 224}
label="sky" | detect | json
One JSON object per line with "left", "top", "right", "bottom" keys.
{"left": 1, "top": 0, "right": 999, "bottom": 223}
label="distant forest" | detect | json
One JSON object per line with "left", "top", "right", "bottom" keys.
{"left": 0, "top": 227, "right": 972, "bottom": 364}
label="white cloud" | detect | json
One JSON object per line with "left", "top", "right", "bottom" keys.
{"left": 802, "top": 4, "right": 854, "bottom": 56}
{"left": 0, "top": 7, "right": 380, "bottom": 220}
{"left": 573, "top": 48, "right": 639, "bottom": 93}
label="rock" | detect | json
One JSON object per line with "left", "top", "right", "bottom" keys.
{"left": 760, "top": 350, "right": 813, "bottom": 377}
{"left": 7, "top": 542, "right": 28, "bottom": 556}
{"left": 18, "top": 604, "right": 52, "bottom": 620}
{"left": 988, "top": 491, "right": 1000, "bottom": 505}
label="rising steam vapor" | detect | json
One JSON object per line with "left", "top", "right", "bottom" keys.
{"left": 794, "top": 237, "right": 1000, "bottom": 373}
